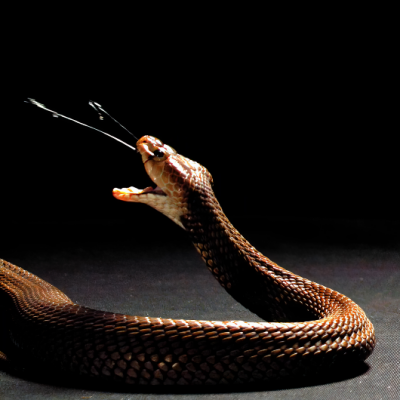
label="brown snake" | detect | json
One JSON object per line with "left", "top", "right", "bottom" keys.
{"left": 0, "top": 135, "right": 375, "bottom": 385}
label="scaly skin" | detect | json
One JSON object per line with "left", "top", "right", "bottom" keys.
{"left": 0, "top": 136, "right": 375, "bottom": 385}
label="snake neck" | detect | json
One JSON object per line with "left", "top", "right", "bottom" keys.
{"left": 180, "top": 179, "right": 319, "bottom": 322}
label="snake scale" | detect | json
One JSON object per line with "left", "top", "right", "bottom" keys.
{"left": 0, "top": 135, "right": 375, "bottom": 385}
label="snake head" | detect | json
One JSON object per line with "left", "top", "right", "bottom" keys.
{"left": 113, "top": 135, "right": 212, "bottom": 229}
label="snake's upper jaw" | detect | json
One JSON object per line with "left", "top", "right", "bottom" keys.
{"left": 112, "top": 186, "right": 185, "bottom": 229}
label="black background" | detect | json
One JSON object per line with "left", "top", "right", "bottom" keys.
{"left": 4, "top": 44, "right": 398, "bottom": 226}
{"left": 2, "top": 15, "right": 398, "bottom": 225}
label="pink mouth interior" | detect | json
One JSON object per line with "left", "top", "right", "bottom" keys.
{"left": 141, "top": 186, "right": 167, "bottom": 196}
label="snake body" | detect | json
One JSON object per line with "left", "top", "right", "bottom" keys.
{"left": 0, "top": 136, "right": 375, "bottom": 385}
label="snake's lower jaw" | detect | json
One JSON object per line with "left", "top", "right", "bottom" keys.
{"left": 113, "top": 187, "right": 186, "bottom": 229}
{"left": 113, "top": 187, "right": 146, "bottom": 202}
{"left": 112, "top": 186, "right": 166, "bottom": 202}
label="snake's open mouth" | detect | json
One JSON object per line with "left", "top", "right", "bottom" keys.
{"left": 112, "top": 184, "right": 185, "bottom": 229}
{"left": 112, "top": 185, "right": 167, "bottom": 202}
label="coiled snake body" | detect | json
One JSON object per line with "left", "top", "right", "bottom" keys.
{"left": 0, "top": 136, "right": 375, "bottom": 385}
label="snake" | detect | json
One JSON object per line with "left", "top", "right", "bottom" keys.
{"left": 0, "top": 135, "right": 375, "bottom": 385}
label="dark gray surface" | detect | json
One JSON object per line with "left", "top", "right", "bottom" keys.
{"left": 1, "top": 218, "right": 399, "bottom": 399}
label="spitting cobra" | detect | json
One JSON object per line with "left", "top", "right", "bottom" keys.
{"left": 0, "top": 135, "right": 375, "bottom": 385}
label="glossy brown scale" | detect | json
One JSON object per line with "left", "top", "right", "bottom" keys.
{"left": 0, "top": 135, "right": 375, "bottom": 385}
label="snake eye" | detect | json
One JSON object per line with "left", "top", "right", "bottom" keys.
{"left": 153, "top": 149, "right": 165, "bottom": 158}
